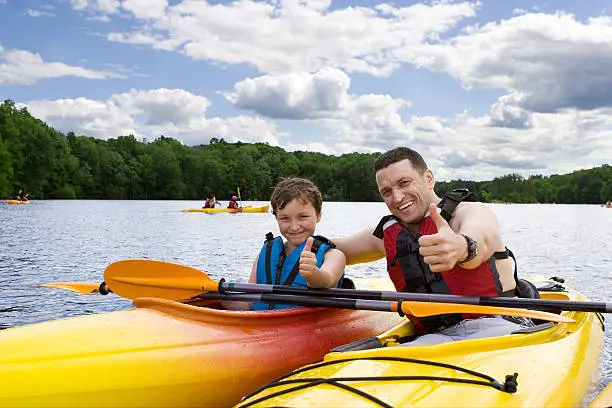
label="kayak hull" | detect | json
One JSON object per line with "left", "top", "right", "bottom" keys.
{"left": 237, "top": 280, "right": 605, "bottom": 408}
{"left": 6, "top": 200, "right": 29, "bottom": 204}
{"left": 0, "top": 291, "right": 400, "bottom": 407}
{"left": 182, "top": 205, "right": 269, "bottom": 213}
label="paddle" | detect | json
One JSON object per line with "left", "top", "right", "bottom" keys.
{"left": 104, "top": 260, "right": 610, "bottom": 315}
{"left": 102, "top": 260, "right": 572, "bottom": 323}
{"left": 237, "top": 186, "right": 243, "bottom": 209}
{"left": 38, "top": 281, "right": 111, "bottom": 294}
{"left": 191, "top": 292, "right": 572, "bottom": 323}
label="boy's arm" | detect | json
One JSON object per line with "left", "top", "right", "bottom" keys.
{"left": 221, "top": 255, "right": 258, "bottom": 311}
{"left": 247, "top": 254, "right": 259, "bottom": 283}
{"left": 300, "top": 246, "right": 346, "bottom": 289}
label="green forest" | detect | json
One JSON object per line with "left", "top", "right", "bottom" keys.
{"left": 1, "top": 99, "right": 611, "bottom": 203}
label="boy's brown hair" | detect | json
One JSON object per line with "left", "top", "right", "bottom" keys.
{"left": 270, "top": 177, "right": 322, "bottom": 215}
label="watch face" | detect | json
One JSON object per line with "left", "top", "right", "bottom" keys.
{"left": 468, "top": 237, "right": 478, "bottom": 256}
{"left": 460, "top": 234, "right": 478, "bottom": 263}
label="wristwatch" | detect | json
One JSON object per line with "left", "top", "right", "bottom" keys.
{"left": 458, "top": 234, "right": 478, "bottom": 264}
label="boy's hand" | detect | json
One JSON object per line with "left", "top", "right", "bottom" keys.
{"left": 299, "top": 237, "right": 318, "bottom": 280}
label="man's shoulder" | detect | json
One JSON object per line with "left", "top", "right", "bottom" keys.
{"left": 451, "top": 201, "right": 496, "bottom": 225}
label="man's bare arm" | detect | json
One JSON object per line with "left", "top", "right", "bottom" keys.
{"left": 450, "top": 202, "right": 505, "bottom": 269}
{"left": 334, "top": 227, "right": 386, "bottom": 265}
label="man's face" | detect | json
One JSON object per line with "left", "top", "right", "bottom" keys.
{"left": 376, "top": 159, "right": 434, "bottom": 225}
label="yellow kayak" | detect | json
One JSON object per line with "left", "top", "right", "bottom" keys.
{"left": 6, "top": 200, "right": 29, "bottom": 204}
{"left": 182, "top": 205, "right": 270, "bottom": 213}
{"left": 237, "top": 278, "right": 605, "bottom": 408}
{"left": 0, "top": 281, "right": 400, "bottom": 407}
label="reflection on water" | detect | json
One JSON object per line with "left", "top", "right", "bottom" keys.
{"left": 1, "top": 200, "right": 611, "bottom": 390}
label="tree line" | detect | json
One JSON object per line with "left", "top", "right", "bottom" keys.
{"left": 1, "top": 99, "right": 611, "bottom": 203}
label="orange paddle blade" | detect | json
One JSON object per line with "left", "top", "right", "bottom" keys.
{"left": 396, "top": 301, "right": 574, "bottom": 323}
{"left": 37, "top": 282, "right": 101, "bottom": 294}
{"left": 104, "top": 259, "right": 218, "bottom": 301}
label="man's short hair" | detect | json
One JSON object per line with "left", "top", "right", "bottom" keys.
{"left": 374, "top": 147, "right": 428, "bottom": 173}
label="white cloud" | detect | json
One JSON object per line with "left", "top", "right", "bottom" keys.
{"left": 26, "top": 8, "right": 55, "bottom": 17}
{"left": 69, "top": 0, "right": 89, "bottom": 10}
{"left": 405, "top": 108, "right": 612, "bottom": 181}
{"left": 326, "top": 94, "right": 412, "bottom": 148}
{"left": 121, "top": 0, "right": 167, "bottom": 20}
{"left": 22, "top": 98, "right": 137, "bottom": 139}
{"left": 0, "top": 46, "right": 123, "bottom": 85}
{"left": 110, "top": 88, "right": 211, "bottom": 126}
{"left": 101, "top": 0, "right": 476, "bottom": 76}
{"left": 70, "top": 0, "right": 120, "bottom": 13}
{"left": 21, "top": 89, "right": 285, "bottom": 146}
{"left": 225, "top": 68, "right": 351, "bottom": 119}
{"left": 409, "top": 13, "right": 612, "bottom": 113}
{"left": 489, "top": 93, "right": 533, "bottom": 129}
{"left": 225, "top": 69, "right": 414, "bottom": 150}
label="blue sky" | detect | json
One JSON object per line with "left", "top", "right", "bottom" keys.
{"left": 1, "top": 0, "right": 611, "bottom": 181}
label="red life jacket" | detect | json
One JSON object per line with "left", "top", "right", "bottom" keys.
{"left": 375, "top": 189, "right": 507, "bottom": 332}
{"left": 228, "top": 201, "right": 238, "bottom": 209}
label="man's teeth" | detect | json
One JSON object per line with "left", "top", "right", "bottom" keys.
{"left": 399, "top": 201, "right": 413, "bottom": 210}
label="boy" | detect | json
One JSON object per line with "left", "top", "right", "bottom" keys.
{"left": 247, "top": 177, "right": 347, "bottom": 310}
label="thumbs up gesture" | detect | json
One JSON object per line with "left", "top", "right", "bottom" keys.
{"left": 299, "top": 237, "right": 318, "bottom": 280}
{"left": 418, "top": 203, "right": 467, "bottom": 272}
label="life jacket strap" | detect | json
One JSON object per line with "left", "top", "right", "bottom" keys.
{"left": 264, "top": 232, "right": 275, "bottom": 285}
{"left": 438, "top": 188, "right": 477, "bottom": 222}
{"left": 281, "top": 236, "right": 332, "bottom": 287}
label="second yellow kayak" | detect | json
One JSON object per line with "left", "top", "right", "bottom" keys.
{"left": 237, "top": 278, "right": 605, "bottom": 408}
{"left": 6, "top": 200, "right": 29, "bottom": 204}
{"left": 182, "top": 205, "right": 270, "bottom": 213}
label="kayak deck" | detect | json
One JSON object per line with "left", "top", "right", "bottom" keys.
{"left": 236, "top": 281, "right": 605, "bottom": 408}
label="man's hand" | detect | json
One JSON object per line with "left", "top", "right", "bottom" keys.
{"left": 418, "top": 203, "right": 467, "bottom": 272}
{"left": 299, "top": 237, "right": 318, "bottom": 280}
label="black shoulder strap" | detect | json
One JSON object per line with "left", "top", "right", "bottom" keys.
{"left": 263, "top": 232, "right": 275, "bottom": 285}
{"left": 373, "top": 214, "right": 398, "bottom": 239}
{"left": 312, "top": 235, "right": 336, "bottom": 250}
{"left": 437, "top": 188, "right": 477, "bottom": 222}
{"left": 283, "top": 236, "right": 327, "bottom": 287}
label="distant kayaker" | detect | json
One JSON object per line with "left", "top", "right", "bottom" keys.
{"left": 334, "top": 147, "right": 537, "bottom": 345}
{"left": 227, "top": 195, "right": 241, "bottom": 209}
{"left": 203, "top": 194, "right": 220, "bottom": 209}
{"left": 246, "top": 177, "right": 349, "bottom": 310}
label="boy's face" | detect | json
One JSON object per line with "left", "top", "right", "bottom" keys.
{"left": 275, "top": 199, "right": 321, "bottom": 248}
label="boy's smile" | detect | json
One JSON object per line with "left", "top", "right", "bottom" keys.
{"left": 275, "top": 199, "right": 321, "bottom": 252}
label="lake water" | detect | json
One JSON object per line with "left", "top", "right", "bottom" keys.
{"left": 1, "top": 200, "right": 611, "bottom": 393}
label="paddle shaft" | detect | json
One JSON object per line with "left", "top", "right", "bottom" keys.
{"left": 219, "top": 281, "right": 612, "bottom": 314}
{"left": 200, "top": 292, "right": 390, "bottom": 311}
{"left": 194, "top": 292, "right": 572, "bottom": 323}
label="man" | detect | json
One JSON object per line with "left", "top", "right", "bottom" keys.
{"left": 335, "top": 147, "right": 534, "bottom": 345}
